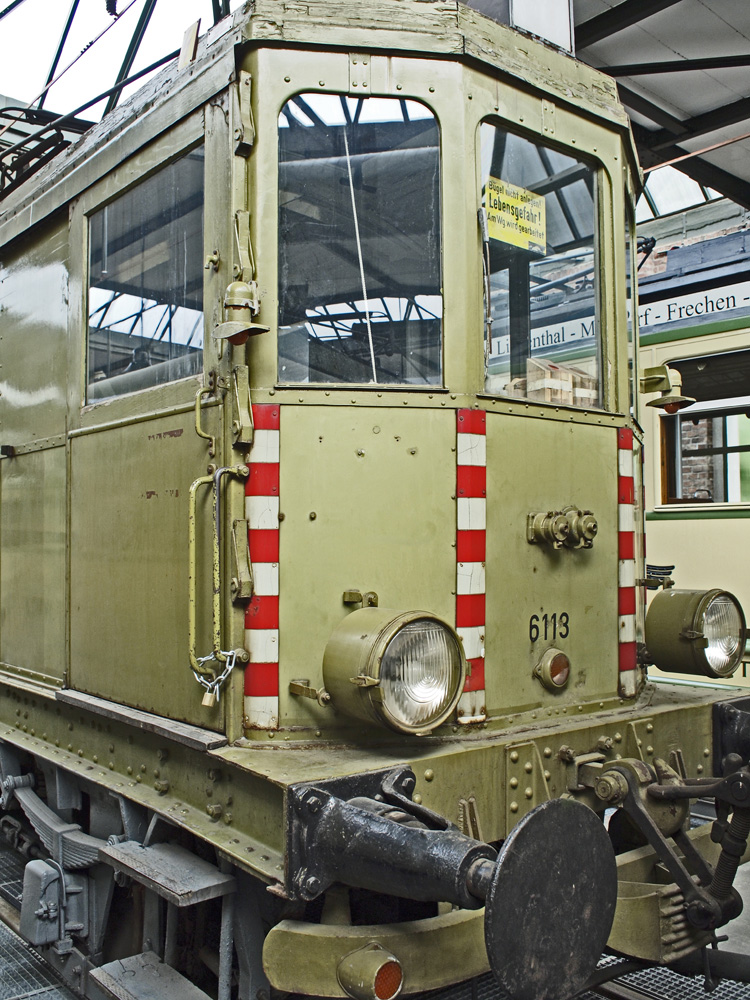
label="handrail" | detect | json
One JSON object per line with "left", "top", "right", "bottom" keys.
{"left": 188, "top": 465, "right": 249, "bottom": 684}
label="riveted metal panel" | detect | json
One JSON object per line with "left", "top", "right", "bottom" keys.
{"left": 69, "top": 409, "right": 221, "bottom": 728}
{"left": 276, "top": 404, "right": 456, "bottom": 731}
{"left": 485, "top": 413, "right": 620, "bottom": 715}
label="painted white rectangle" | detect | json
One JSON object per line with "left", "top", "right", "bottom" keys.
{"left": 457, "top": 433, "right": 487, "bottom": 467}
{"left": 457, "top": 497, "right": 486, "bottom": 531}
{"left": 618, "top": 504, "right": 635, "bottom": 532}
{"left": 619, "top": 615, "right": 636, "bottom": 643}
{"left": 457, "top": 626, "right": 484, "bottom": 660}
{"left": 244, "top": 695, "right": 279, "bottom": 729}
{"left": 619, "top": 670, "right": 637, "bottom": 698}
{"left": 458, "top": 690, "right": 485, "bottom": 721}
{"left": 511, "top": 0, "right": 573, "bottom": 52}
{"left": 245, "top": 628, "right": 279, "bottom": 662}
{"left": 251, "top": 562, "right": 279, "bottom": 596}
{"left": 250, "top": 428, "right": 280, "bottom": 463}
{"left": 457, "top": 562, "right": 486, "bottom": 595}
{"left": 619, "top": 561, "right": 637, "bottom": 588}
{"left": 246, "top": 495, "right": 280, "bottom": 529}
{"left": 618, "top": 450, "right": 634, "bottom": 478}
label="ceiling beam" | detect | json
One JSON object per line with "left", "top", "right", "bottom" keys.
{"left": 645, "top": 96, "right": 750, "bottom": 152}
{"left": 631, "top": 123, "right": 750, "bottom": 210}
{"left": 606, "top": 54, "right": 750, "bottom": 76}
{"left": 575, "top": 0, "right": 685, "bottom": 49}
{"left": 103, "top": 0, "right": 159, "bottom": 116}
{"left": 37, "top": 0, "right": 80, "bottom": 110}
{"left": 0, "top": 0, "right": 29, "bottom": 21}
{"left": 617, "top": 84, "right": 687, "bottom": 137}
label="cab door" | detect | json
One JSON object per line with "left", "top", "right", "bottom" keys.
{"left": 68, "top": 101, "right": 246, "bottom": 732}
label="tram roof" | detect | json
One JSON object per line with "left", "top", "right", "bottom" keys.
{"left": 573, "top": 0, "right": 750, "bottom": 210}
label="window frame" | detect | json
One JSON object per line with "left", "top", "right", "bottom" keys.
{"left": 660, "top": 399, "right": 750, "bottom": 506}
{"left": 69, "top": 110, "right": 207, "bottom": 420}
{"left": 476, "top": 113, "right": 606, "bottom": 412}
{"left": 275, "top": 89, "right": 445, "bottom": 389}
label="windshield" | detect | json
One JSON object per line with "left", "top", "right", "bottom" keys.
{"left": 278, "top": 93, "right": 441, "bottom": 385}
{"left": 480, "top": 121, "right": 600, "bottom": 409}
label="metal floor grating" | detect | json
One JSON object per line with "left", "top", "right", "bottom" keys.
{"left": 0, "top": 919, "right": 80, "bottom": 1000}
{"left": 422, "top": 959, "right": 749, "bottom": 1000}
{"left": 0, "top": 841, "right": 25, "bottom": 909}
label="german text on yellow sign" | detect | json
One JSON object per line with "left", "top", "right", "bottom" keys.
{"left": 485, "top": 177, "right": 546, "bottom": 255}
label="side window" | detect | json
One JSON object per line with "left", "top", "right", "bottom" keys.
{"left": 278, "top": 94, "right": 442, "bottom": 385}
{"left": 479, "top": 121, "right": 600, "bottom": 409}
{"left": 87, "top": 146, "right": 205, "bottom": 401}
{"left": 661, "top": 350, "right": 750, "bottom": 504}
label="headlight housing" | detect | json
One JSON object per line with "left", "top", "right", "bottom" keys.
{"left": 646, "top": 588, "right": 746, "bottom": 678}
{"left": 322, "top": 608, "right": 466, "bottom": 735}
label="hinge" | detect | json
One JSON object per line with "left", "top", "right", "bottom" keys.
{"left": 234, "top": 70, "right": 255, "bottom": 156}
{"left": 232, "top": 364, "right": 254, "bottom": 447}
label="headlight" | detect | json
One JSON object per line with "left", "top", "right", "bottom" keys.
{"left": 322, "top": 608, "right": 466, "bottom": 735}
{"left": 646, "top": 588, "right": 746, "bottom": 678}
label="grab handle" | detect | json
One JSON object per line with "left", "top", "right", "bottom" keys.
{"left": 188, "top": 465, "right": 249, "bottom": 681}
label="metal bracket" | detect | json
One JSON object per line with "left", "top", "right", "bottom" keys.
{"left": 233, "top": 70, "right": 255, "bottom": 156}
{"left": 233, "top": 210, "right": 255, "bottom": 282}
{"left": 232, "top": 364, "right": 254, "bottom": 447}
{"left": 230, "top": 519, "right": 253, "bottom": 601}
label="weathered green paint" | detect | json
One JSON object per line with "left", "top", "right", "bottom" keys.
{"left": 485, "top": 415, "right": 620, "bottom": 713}
{"left": 278, "top": 405, "right": 456, "bottom": 733}
{"left": 69, "top": 408, "right": 222, "bottom": 726}
{"left": 0, "top": 2, "right": 737, "bottom": 992}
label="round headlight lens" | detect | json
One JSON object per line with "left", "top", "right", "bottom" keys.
{"left": 379, "top": 619, "right": 465, "bottom": 731}
{"left": 322, "top": 608, "right": 467, "bottom": 734}
{"left": 703, "top": 593, "right": 745, "bottom": 676}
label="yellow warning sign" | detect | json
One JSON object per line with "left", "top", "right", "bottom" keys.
{"left": 485, "top": 176, "right": 546, "bottom": 255}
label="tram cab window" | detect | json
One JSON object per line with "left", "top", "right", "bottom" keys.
{"left": 278, "top": 94, "right": 442, "bottom": 385}
{"left": 87, "top": 147, "right": 204, "bottom": 401}
{"left": 480, "top": 122, "right": 600, "bottom": 409}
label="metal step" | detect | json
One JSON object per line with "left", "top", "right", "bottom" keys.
{"left": 98, "top": 842, "right": 235, "bottom": 907}
{"left": 90, "top": 952, "right": 212, "bottom": 1000}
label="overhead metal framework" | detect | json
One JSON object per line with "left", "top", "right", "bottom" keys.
{"left": 1, "top": 1, "right": 749, "bottom": 212}
{"left": 573, "top": 0, "right": 750, "bottom": 210}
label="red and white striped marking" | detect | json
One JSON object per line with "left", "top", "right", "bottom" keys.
{"left": 618, "top": 427, "right": 638, "bottom": 698}
{"left": 244, "top": 404, "right": 280, "bottom": 729}
{"left": 456, "top": 409, "right": 486, "bottom": 721}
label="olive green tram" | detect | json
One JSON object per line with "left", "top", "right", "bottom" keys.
{"left": 1, "top": 3, "right": 750, "bottom": 1000}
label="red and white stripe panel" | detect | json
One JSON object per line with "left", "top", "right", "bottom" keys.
{"left": 618, "top": 427, "right": 638, "bottom": 698}
{"left": 244, "top": 404, "right": 280, "bottom": 729}
{"left": 456, "top": 409, "right": 486, "bottom": 721}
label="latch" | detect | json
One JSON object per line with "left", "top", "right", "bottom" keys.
{"left": 289, "top": 678, "right": 331, "bottom": 706}
{"left": 231, "top": 364, "right": 254, "bottom": 447}
{"left": 343, "top": 589, "right": 379, "bottom": 607}
{"left": 230, "top": 519, "right": 253, "bottom": 600}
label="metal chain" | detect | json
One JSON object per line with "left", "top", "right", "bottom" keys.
{"left": 192, "top": 649, "right": 238, "bottom": 702}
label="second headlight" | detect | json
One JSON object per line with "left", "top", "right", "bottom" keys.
{"left": 322, "top": 608, "right": 466, "bottom": 735}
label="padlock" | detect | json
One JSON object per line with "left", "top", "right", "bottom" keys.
{"left": 202, "top": 688, "right": 217, "bottom": 708}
